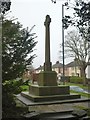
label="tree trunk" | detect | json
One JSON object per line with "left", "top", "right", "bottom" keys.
{"left": 80, "top": 67, "right": 86, "bottom": 85}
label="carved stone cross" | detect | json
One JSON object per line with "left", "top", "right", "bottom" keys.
{"left": 44, "top": 15, "right": 52, "bottom": 71}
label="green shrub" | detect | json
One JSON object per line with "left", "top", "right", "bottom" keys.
{"left": 70, "top": 76, "right": 83, "bottom": 84}
{"left": 2, "top": 78, "right": 29, "bottom": 118}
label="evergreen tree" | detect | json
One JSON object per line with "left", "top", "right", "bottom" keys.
{"left": 2, "top": 19, "right": 37, "bottom": 81}
{"left": 2, "top": 18, "right": 37, "bottom": 118}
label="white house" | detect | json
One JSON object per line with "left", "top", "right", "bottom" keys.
{"left": 85, "top": 41, "right": 90, "bottom": 79}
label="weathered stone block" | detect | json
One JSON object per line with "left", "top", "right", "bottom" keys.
{"left": 38, "top": 71, "right": 57, "bottom": 86}
{"left": 21, "top": 91, "right": 81, "bottom": 102}
{"left": 29, "top": 85, "right": 70, "bottom": 96}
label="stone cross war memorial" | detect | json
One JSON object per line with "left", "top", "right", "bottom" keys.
{"left": 17, "top": 15, "right": 81, "bottom": 105}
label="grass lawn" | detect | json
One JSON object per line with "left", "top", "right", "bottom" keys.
{"left": 64, "top": 82, "right": 90, "bottom": 98}
{"left": 20, "top": 85, "right": 29, "bottom": 91}
{"left": 65, "top": 82, "right": 89, "bottom": 90}
{"left": 70, "top": 90, "right": 90, "bottom": 98}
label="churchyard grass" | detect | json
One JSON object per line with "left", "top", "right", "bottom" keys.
{"left": 70, "top": 90, "right": 90, "bottom": 98}
{"left": 65, "top": 82, "right": 90, "bottom": 98}
{"left": 20, "top": 85, "right": 29, "bottom": 91}
{"left": 65, "top": 82, "right": 88, "bottom": 90}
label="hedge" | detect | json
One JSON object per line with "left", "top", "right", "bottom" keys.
{"left": 70, "top": 76, "right": 83, "bottom": 84}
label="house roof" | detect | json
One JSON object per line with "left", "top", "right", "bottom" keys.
{"left": 66, "top": 61, "right": 80, "bottom": 67}
{"left": 52, "top": 62, "right": 63, "bottom": 68}
{"left": 35, "top": 60, "right": 81, "bottom": 70}
{"left": 35, "top": 61, "right": 63, "bottom": 70}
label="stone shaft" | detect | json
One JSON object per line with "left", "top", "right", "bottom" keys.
{"left": 44, "top": 15, "right": 52, "bottom": 71}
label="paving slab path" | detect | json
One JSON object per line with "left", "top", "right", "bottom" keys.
{"left": 28, "top": 101, "right": 89, "bottom": 113}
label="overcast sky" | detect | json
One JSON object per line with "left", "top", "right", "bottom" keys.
{"left": 9, "top": 0, "right": 74, "bottom": 68}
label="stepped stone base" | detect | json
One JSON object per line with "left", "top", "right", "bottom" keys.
{"left": 20, "top": 71, "right": 81, "bottom": 103}
{"left": 21, "top": 92, "right": 81, "bottom": 102}
{"left": 20, "top": 84, "right": 81, "bottom": 102}
{"left": 29, "top": 85, "right": 70, "bottom": 96}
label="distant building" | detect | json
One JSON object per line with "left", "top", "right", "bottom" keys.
{"left": 22, "top": 65, "right": 35, "bottom": 80}
{"left": 52, "top": 61, "right": 63, "bottom": 74}
{"left": 65, "top": 61, "right": 81, "bottom": 77}
{"left": 35, "top": 61, "right": 63, "bottom": 75}
{"left": 85, "top": 42, "right": 90, "bottom": 79}
{"left": 35, "top": 65, "right": 44, "bottom": 73}
{"left": 35, "top": 60, "right": 81, "bottom": 77}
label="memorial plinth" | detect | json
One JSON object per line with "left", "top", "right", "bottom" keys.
{"left": 38, "top": 71, "right": 57, "bottom": 86}
{"left": 20, "top": 15, "right": 81, "bottom": 103}
{"left": 29, "top": 85, "right": 69, "bottom": 96}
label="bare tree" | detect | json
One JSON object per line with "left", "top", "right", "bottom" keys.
{"left": 61, "top": 30, "right": 88, "bottom": 84}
